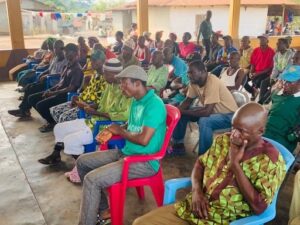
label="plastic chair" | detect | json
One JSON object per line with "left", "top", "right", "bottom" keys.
{"left": 84, "top": 120, "right": 125, "bottom": 153}
{"left": 45, "top": 74, "right": 61, "bottom": 89}
{"left": 163, "top": 137, "right": 295, "bottom": 225}
{"left": 107, "top": 104, "right": 181, "bottom": 225}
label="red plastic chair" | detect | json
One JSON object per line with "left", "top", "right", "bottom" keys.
{"left": 107, "top": 104, "right": 181, "bottom": 225}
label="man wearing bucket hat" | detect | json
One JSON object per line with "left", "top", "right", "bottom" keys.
{"left": 76, "top": 65, "right": 167, "bottom": 225}
{"left": 264, "top": 65, "right": 300, "bottom": 153}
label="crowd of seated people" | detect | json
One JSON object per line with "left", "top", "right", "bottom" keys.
{"left": 6, "top": 25, "right": 300, "bottom": 225}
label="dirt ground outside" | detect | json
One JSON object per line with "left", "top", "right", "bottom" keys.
{"left": 0, "top": 31, "right": 114, "bottom": 50}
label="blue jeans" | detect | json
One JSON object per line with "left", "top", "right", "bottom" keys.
{"left": 172, "top": 113, "right": 233, "bottom": 155}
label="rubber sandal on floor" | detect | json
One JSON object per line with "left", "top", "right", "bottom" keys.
{"left": 38, "top": 155, "right": 61, "bottom": 165}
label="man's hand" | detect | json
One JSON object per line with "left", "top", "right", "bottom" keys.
{"left": 192, "top": 189, "right": 209, "bottom": 219}
{"left": 42, "top": 91, "right": 54, "bottom": 98}
{"left": 107, "top": 124, "right": 122, "bottom": 135}
{"left": 249, "top": 72, "right": 256, "bottom": 79}
{"left": 229, "top": 131, "right": 248, "bottom": 169}
{"left": 76, "top": 101, "right": 88, "bottom": 109}
{"left": 70, "top": 96, "right": 79, "bottom": 107}
{"left": 84, "top": 106, "right": 96, "bottom": 115}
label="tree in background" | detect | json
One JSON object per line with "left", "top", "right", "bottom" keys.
{"left": 43, "top": 0, "right": 126, "bottom": 12}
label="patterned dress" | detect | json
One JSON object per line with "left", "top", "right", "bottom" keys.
{"left": 175, "top": 134, "right": 286, "bottom": 225}
{"left": 50, "top": 73, "right": 106, "bottom": 123}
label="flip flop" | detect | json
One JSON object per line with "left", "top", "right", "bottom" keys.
{"left": 39, "top": 124, "right": 54, "bottom": 133}
{"left": 38, "top": 155, "right": 61, "bottom": 165}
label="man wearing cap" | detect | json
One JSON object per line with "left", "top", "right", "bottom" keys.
{"left": 211, "top": 35, "right": 237, "bottom": 77}
{"left": 117, "top": 39, "right": 140, "bottom": 68}
{"left": 258, "top": 38, "right": 294, "bottom": 104}
{"left": 264, "top": 65, "right": 300, "bottom": 153}
{"left": 244, "top": 34, "right": 275, "bottom": 100}
{"left": 38, "top": 58, "right": 131, "bottom": 166}
{"left": 239, "top": 36, "right": 253, "bottom": 74}
{"left": 197, "top": 10, "right": 213, "bottom": 61}
{"left": 76, "top": 65, "right": 167, "bottom": 225}
{"left": 204, "top": 32, "right": 222, "bottom": 71}
{"left": 8, "top": 43, "right": 83, "bottom": 132}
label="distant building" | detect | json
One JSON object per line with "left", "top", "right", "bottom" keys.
{"left": 111, "top": 0, "right": 300, "bottom": 39}
{"left": 0, "top": 0, "right": 56, "bottom": 35}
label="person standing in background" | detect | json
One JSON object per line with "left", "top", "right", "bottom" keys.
{"left": 197, "top": 10, "right": 213, "bottom": 61}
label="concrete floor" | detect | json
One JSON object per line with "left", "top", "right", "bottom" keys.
{"left": 0, "top": 81, "right": 295, "bottom": 225}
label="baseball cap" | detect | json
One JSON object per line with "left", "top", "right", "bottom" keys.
{"left": 222, "top": 35, "right": 232, "bottom": 40}
{"left": 143, "top": 31, "right": 151, "bottom": 37}
{"left": 279, "top": 65, "right": 300, "bottom": 82}
{"left": 257, "top": 34, "right": 269, "bottom": 39}
{"left": 115, "top": 65, "right": 148, "bottom": 82}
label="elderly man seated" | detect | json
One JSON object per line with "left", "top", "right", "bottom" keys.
{"left": 134, "top": 102, "right": 286, "bottom": 225}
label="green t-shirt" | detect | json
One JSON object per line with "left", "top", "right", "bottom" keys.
{"left": 147, "top": 65, "right": 168, "bottom": 95}
{"left": 121, "top": 89, "right": 167, "bottom": 171}
{"left": 264, "top": 92, "right": 300, "bottom": 152}
{"left": 85, "top": 83, "right": 132, "bottom": 130}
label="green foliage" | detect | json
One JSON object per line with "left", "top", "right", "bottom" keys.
{"left": 42, "top": 0, "right": 126, "bottom": 12}
{"left": 43, "top": 0, "right": 94, "bottom": 12}
{"left": 91, "top": 0, "right": 126, "bottom": 12}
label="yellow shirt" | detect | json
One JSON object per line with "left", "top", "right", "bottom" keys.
{"left": 187, "top": 74, "right": 238, "bottom": 114}
{"left": 239, "top": 47, "right": 253, "bottom": 69}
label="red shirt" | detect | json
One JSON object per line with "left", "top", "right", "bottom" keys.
{"left": 250, "top": 46, "right": 275, "bottom": 73}
{"left": 105, "top": 49, "right": 116, "bottom": 59}
{"left": 178, "top": 42, "right": 196, "bottom": 58}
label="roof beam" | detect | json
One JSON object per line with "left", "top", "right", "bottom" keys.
{"left": 137, "top": 0, "right": 149, "bottom": 35}
{"left": 6, "top": 0, "right": 25, "bottom": 49}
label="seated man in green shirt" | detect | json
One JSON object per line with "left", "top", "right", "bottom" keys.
{"left": 76, "top": 65, "right": 167, "bottom": 225}
{"left": 264, "top": 65, "right": 300, "bottom": 153}
{"left": 147, "top": 50, "right": 168, "bottom": 95}
{"left": 133, "top": 103, "right": 286, "bottom": 225}
{"left": 38, "top": 58, "right": 131, "bottom": 166}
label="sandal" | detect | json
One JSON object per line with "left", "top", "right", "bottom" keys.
{"left": 38, "top": 154, "right": 61, "bottom": 165}
{"left": 65, "top": 166, "right": 81, "bottom": 183}
{"left": 39, "top": 123, "right": 54, "bottom": 133}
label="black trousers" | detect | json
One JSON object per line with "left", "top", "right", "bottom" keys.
{"left": 258, "top": 77, "right": 272, "bottom": 104}
{"left": 202, "top": 39, "right": 211, "bottom": 62}
{"left": 19, "top": 82, "right": 45, "bottom": 111}
{"left": 28, "top": 92, "right": 67, "bottom": 123}
{"left": 244, "top": 72, "right": 269, "bottom": 95}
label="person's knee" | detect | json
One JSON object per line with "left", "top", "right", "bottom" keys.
{"left": 132, "top": 217, "right": 144, "bottom": 225}
{"left": 198, "top": 116, "right": 211, "bottom": 127}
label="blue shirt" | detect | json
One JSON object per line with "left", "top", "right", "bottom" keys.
{"left": 170, "top": 56, "right": 189, "bottom": 103}
{"left": 217, "top": 46, "right": 238, "bottom": 62}
{"left": 171, "top": 56, "right": 189, "bottom": 85}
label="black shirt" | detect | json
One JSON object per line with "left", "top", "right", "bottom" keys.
{"left": 54, "top": 61, "right": 83, "bottom": 92}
